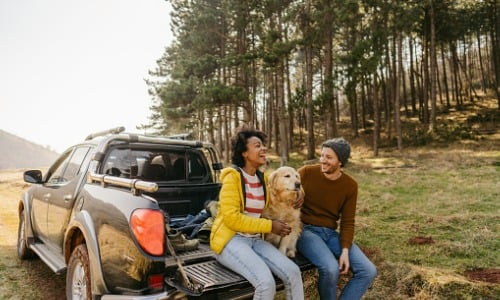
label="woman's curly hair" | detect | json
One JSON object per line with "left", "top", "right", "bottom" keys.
{"left": 231, "top": 127, "right": 267, "bottom": 167}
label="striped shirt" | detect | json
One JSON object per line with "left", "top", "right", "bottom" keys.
{"left": 241, "top": 168, "right": 265, "bottom": 218}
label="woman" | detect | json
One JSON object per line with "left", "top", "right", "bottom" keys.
{"left": 210, "top": 127, "right": 304, "bottom": 300}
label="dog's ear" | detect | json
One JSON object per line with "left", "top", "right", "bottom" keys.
{"left": 268, "top": 170, "right": 277, "bottom": 188}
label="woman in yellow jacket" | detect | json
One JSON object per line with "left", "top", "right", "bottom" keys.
{"left": 210, "top": 127, "right": 304, "bottom": 300}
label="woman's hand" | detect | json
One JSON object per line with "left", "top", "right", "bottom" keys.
{"left": 271, "top": 220, "right": 291, "bottom": 237}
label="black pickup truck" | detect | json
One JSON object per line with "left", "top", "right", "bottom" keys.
{"left": 17, "top": 127, "right": 312, "bottom": 299}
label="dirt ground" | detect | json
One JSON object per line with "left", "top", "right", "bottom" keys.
{"left": 464, "top": 268, "right": 500, "bottom": 285}
{"left": 407, "top": 236, "right": 499, "bottom": 284}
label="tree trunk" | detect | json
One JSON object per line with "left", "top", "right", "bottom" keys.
{"left": 224, "top": 105, "right": 230, "bottom": 164}
{"left": 217, "top": 108, "right": 224, "bottom": 163}
{"left": 441, "top": 43, "right": 451, "bottom": 108}
{"left": 235, "top": 9, "right": 252, "bottom": 125}
{"left": 395, "top": 32, "right": 403, "bottom": 150}
{"left": 423, "top": 33, "right": 429, "bottom": 127}
{"left": 409, "top": 38, "right": 417, "bottom": 116}
{"left": 400, "top": 39, "right": 409, "bottom": 118}
{"left": 323, "top": 1, "right": 337, "bottom": 139}
{"left": 286, "top": 59, "right": 294, "bottom": 152}
{"left": 264, "top": 72, "right": 271, "bottom": 144}
{"left": 430, "top": 0, "right": 437, "bottom": 130}
{"left": 450, "top": 42, "right": 463, "bottom": 107}
{"left": 435, "top": 48, "right": 443, "bottom": 106}
{"left": 304, "top": 0, "right": 315, "bottom": 160}
{"left": 360, "top": 75, "right": 367, "bottom": 130}
{"left": 477, "top": 32, "right": 487, "bottom": 93}
{"left": 277, "top": 61, "right": 289, "bottom": 165}
{"left": 207, "top": 108, "right": 215, "bottom": 145}
{"left": 373, "top": 74, "right": 380, "bottom": 156}
{"left": 415, "top": 45, "right": 424, "bottom": 121}
{"left": 491, "top": 0, "right": 500, "bottom": 108}
{"left": 384, "top": 43, "right": 392, "bottom": 140}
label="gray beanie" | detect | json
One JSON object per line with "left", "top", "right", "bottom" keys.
{"left": 322, "top": 138, "right": 351, "bottom": 166}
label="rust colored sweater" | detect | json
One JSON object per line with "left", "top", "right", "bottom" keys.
{"left": 298, "top": 164, "right": 358, "bottom": 249}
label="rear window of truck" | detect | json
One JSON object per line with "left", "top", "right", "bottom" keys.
{"left": 101, "top": 147, "right": 210, "bottom": 183}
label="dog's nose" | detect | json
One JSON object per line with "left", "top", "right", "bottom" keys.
{"left": 295, "top": 182, "right": 301, "bottom": 190}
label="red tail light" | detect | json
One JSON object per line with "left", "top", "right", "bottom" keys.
{"left": 148, "top": 274, "right": 164, "bottom": 290}
{"left": 131, "top": 209, "right": 165, "bottom": 255}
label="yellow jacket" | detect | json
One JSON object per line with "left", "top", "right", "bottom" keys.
{"left": 210, "top": 167, "right": 272, "bottom": 254}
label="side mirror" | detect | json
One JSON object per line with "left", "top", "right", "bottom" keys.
{"left": 24, "top": 170, "right": 43, "bottom": 184}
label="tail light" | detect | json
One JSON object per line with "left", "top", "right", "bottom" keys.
{"left": 148, "top": 274, "right": 164, "bottom": 290}
{"left": 131, "top": 209, "right": 165, "bottom": 255}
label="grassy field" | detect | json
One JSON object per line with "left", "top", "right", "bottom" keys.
{"left": 346, "top": 142, "right": 499, "bottom": 299}
{"left": 271, "top": 137, "right": 499, "bottom": 299}
{"left": 1, "top": 108, "right": 499, "bottom": 299}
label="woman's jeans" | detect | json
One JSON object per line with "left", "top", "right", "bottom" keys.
{"left": 297, "top": 225, "right": 377, "bottom": 300}
{"left": 216, "top": 234, "right": 304, "bottom": 300}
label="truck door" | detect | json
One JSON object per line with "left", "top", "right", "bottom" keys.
{"left": 46, "top": 146, "right": 92, "bottom": 252}
{"left": 31, "top": 149, "right": 73, "bottom": 243}
{"left": 29, "top": 184, "right": 49, "bottom": 240}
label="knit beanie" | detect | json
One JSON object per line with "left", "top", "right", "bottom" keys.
{"left": 322, "top": 138, "right": 351, "bottom": 166}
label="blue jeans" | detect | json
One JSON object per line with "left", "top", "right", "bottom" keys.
{"left": 216, "top": 234, "right": 304, "bottom": 300}
{"left": 297, "top": 225, "right": 377, "bottom": 300}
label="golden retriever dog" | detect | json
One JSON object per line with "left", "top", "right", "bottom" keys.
{"left": 262, "top": 166, "right": 303, "bottom": 258}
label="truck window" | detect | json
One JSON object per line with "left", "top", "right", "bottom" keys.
{"left": 46, "top": 146, "right": 91, "bottom": 185}
{"left": 46, "top": 151, "right": 72, "bottom": 184}
{"left": 102, "top": 148, "right": 201, "bottom": 182}
{"left": 188, "top": 153, "right": 207, "bottom": 180}
{"left": 65, "top": 147, "right": 92, "bottom": 178}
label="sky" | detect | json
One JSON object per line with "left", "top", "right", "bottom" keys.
{"left": 0, "top": 0, "right": 173, "bottom": 153}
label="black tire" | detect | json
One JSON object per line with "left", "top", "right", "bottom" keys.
{"left": 66, "top": 244, "right": 92, "bottom": 300}
{"left": 17, "top": 211, "right": 35, "bottom": 259}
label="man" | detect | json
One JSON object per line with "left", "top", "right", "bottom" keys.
{"left": 297, "top": 137, "right": 377, "bottom": 300}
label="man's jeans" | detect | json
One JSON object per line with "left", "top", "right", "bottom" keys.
{"left": 216, "top": 234, "right": 304, "bottom": 300}
{"left": 297, "top": 225, "right": 377, "bottom": 300}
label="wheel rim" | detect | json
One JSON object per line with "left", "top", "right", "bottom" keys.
{"left": 71, "top": 261, "right": 88, "bottom": 300}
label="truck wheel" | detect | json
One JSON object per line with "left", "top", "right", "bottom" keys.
{"left": 66, "top": 244, "right": 92, "bottom": 300}
{"left": 17, "top": 211, "right": 35, "bottom": 259}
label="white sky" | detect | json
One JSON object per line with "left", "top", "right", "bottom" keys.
{"left": 0, "top": 0, "right": 173, "bottom": 153}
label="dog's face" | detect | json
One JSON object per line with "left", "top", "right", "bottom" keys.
{"left": 268, "top": 166, "right": 301, "bottom": 198}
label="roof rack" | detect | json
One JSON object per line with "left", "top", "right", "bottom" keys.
{"left": 85, "top": 126, "right": 125, "bottom": 141}
{"left": 165, "top": 133, "right": 193, "bottom": 140}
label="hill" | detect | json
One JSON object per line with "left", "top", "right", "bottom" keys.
{"left": 0, "top": 129, "right": 60, "bottom": 170}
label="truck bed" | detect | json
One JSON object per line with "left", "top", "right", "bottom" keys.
{"left": 164, "top": 244, "right": 313, "bottom": 299}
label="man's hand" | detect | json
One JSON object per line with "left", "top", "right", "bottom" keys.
{"left": 293, "top": 189, "right": 304, "bottom": 209}
{"left": 339, "top": 248, "right": 350, "bottom": 274}
{"left": 271, "top": 220, "right": 291, "bottom": 237}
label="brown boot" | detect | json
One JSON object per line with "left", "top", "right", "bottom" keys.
{"left": 167, "top": 229, "right": 199, "bottom": 252}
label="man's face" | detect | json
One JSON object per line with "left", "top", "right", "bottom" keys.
{"left": 320, "top": 147, "right": 341, "bottom": 174}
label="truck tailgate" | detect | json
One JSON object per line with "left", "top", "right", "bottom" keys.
{"left": 164, "top": 244, "right": 313, "bottom": 298}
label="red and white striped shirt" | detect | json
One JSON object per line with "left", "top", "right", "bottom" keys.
{"left": 241, "top": 169, "right": 265, "bottom": 218}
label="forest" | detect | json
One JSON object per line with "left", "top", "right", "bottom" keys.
{"left": 144, "top": 0, "right": 499, "bottom": 163}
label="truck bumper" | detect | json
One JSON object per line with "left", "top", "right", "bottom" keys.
{"left": 101, "top": 290, "right": 184, "bottom": 300}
